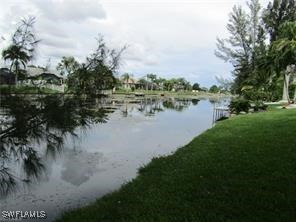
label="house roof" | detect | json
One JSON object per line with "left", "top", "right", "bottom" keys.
{"left": 0, "top": 68, "right": 15, "bottom": 84}
{"left": 26, "top": 66, "right": 65, "bottom": 79}
{"left": 40, "top": 73, "right": 63, "bottom": 80}
{"left": 0, "top": 68, "right": 13, "bottom": 77}
{"left": 122, "top": 78, "right": 138, "bottom": 84}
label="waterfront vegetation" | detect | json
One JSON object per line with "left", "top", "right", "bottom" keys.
{"left": 216, "top": 0, "right": 296, "bottom": 102}
{"left": 57, "top": 108, "right": 296, "bottom": 222}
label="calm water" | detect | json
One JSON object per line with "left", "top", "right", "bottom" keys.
{"left": 0, "top": 95, "right": 224, "bottom": 221}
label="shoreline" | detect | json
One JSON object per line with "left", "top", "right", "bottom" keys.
{"left": 56, "top": 108, "right": 296, "bottom": 222}
{"left": 0, "top": 90, "right": 231, "bottom": 101}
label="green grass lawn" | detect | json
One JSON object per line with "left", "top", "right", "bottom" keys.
{"left": 57, "top": 109, "right": 296, "bottom": 222}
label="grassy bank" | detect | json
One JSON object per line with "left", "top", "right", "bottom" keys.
{"left": 57, "top": 108, "right": 296, "bottom": 222}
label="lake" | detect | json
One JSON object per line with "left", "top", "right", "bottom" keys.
{"left": 0, "top": 95, "right": 227, "bottom": 221}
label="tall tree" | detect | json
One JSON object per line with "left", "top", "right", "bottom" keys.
{"left": 215, "top": 0, "right": 267, "bottom": 94}
{"left": 215, "top": 5, "right": 251, "bottom": 93}
{"left": 2, "top": 17, "right": 39, "bottom": 84}
{"left": 270, "top": 21, "right": 296, "bottom": 101}
{"left": 263, "top": 0, "right": 296, "bottom": 42}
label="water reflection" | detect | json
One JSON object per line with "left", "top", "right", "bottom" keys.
{"left": 61, "top": 150, "right": 104, "bottom": 186}
{"left": 0, "top": 95, "right": 198, "bottom": 198}
{"left": 0, "top": 95, "right": 110, "bottom": 197}
{"left": 121, "top": 97, "right": 196, "bottom": 117}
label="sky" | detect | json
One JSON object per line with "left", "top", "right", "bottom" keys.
{"left": 0, "top": 0, "right": 269, "bottom": 87}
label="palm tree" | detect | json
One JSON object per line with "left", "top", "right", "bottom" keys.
{"left": 271, "top": 21, "right": 296, "bottom": 102}
{"left": 2, "top": 17, "right": 39, "bottom": 85}
{"left": 2, "top": 44, "right": 30, "bottom": 84}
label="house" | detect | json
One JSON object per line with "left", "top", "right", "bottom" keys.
{"left": 121, "top": 78, "right": 140, "bottom": 89}
{"left": 22, "top": 66, "right": 66, "bottom": 92}
{"left": 25, "top": 72, "right": 64, "bottom": 85}
{"left": 0, "top": 68, "right": 15, "bottom": 85}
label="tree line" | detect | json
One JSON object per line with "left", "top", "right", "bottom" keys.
{"left": 1, "top": 17, "right": 224, "bottom": 95}
{"left": 119, "top": 73, "right": 230, "bottom": 93}
{"left": 216, "top": 0, "right": 296, "bottom": 102}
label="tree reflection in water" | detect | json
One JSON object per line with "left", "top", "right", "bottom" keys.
{"left": 162, "top": 98, "right": 196, "bottom": 112}
{"left": 0, "top": 95, "right": 199, "bottom": 197}
{"left": 0, "top": 95, "right": 111, "bottom": 197}
{"left": 121, "top": 97, "right": 196, "bottom": 117}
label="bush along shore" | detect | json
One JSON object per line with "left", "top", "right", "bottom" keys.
{"left": 57, "top": 108, "right": 296, "bottom": 222}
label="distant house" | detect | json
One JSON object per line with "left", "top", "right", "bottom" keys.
{"left": 38, "top": 73, "right": 64, "bottom": 85}
{"left": 0, "top": 68, "right": 15, "bottom": 85}
{"left": 0, "top": 66, "right": 65, "bottom": 91}
{"left": 25, "top": 72, "right": 64, "bottom": 85}
{"left": 122, "top": 78, "right": 140, "bottom": 89}
{"left": 22, "top": 66, "right": 65, "bottom": 92}
{"left": 25, "top": 66, "right": 64, "bottom": 82}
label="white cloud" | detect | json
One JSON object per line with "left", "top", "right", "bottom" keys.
{"left": 31, "top": 0, "right": 106, "bottom": 22}
{"left": 0, "top": 0, "right": 270, "bottom": 86}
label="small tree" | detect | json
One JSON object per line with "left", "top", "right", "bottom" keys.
{"left": 67, "top": 35, "right": 126, "bottom": 95}
{"left": 155, "top": 77, "right": 166, "bottom": 91}
{"left": 209, "top": 85, "right": 220, "bottom": 93}
{"left": 192, "top": 83, "right": 200, "bottom": 90}
{"left": 146, "top": 74, "right": 157, "bottom": 91}
{"left": 57, "top": 56, "right": 80, "bottom": 76}
{"left": 138, "top": 77, "right": 148, "bottom": 90}
{"left": 164, "top": 79, "right": 176, "bottom": 91}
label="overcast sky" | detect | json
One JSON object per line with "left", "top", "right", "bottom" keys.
{"left": 0, "top": 0, "right": 269, "bottom": 86}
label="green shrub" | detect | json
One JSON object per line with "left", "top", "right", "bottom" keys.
{"left": 229, "top": 98, "right": 251, "bottom": 114}
{"left": 241, "top": 86, "right": 282, "bottom": 102}
{"left": 253, "top": 101, "right": 268, "bottom": 112}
